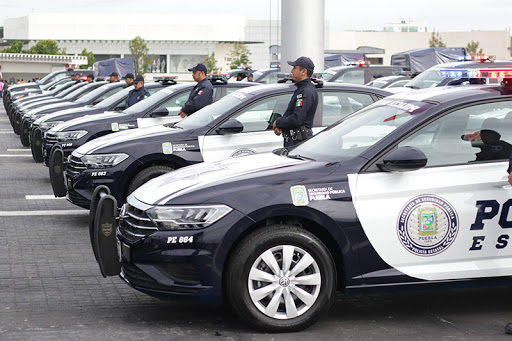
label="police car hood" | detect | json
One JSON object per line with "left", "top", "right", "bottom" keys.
{"left": 131, "top": 153, "right": 335, "bottom": 206}
{"left": 23, "top": 98, "right": 61, "bottom": 110}
{"left": 38, "top": 106, "right": 96, "bottom": 123}
{"left": 52, "top": 111, "right": 124, "bottom": 131}
{"left": 74, "top": 124, "right": 192, "bottom": 155}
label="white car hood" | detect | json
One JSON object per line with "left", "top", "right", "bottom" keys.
{"left": 53, "top": 111, "right": 125, "bottom": 131}
{"left": 74, "top": 124, "right": 175, "bottom": 155}
{"left": 132, "top": 153, "right": 301, "bottom": 205}
{"left": 38, "top": 107, "right": 95, "bottom": 123}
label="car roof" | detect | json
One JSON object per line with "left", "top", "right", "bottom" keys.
{"left": 236, "top": 82, "right": 393, "bottom": 97}
{"left": 385, "top": 84, "right": 509, "bottom": 104}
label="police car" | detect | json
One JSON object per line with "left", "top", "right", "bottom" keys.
{"left": 57, "top": 82, "right": 391, "bottom": 209}
{"left": 325, "top": 61, "right": 403, "bottom": 85}
{"left": 30, "top": 80, "right": 177, "bottom": 163}
{"left": 19, "top": 81, "right": 123, "bottom": 146}
{"left": 8, "top": 77, "right": 74, "bottom": 102}
{"left": 403, "top": 56, "right": 512, "bottom": 89}
{"left": 44, "top": 79, "right": 255, "bottom": 167}
{"left": 90, "top": 67, "right": 512, "bottom": 332}
{"left": 366, "top": 75, "right": 412, "bottom": 89}
{"left": 11, "top": 81, "right": 93, "bottom": 135}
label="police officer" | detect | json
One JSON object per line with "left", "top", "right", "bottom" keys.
{"left": 72, "top": 73, "right": 82, "bottom": 84}
{"left": 109, "top": 72, "right": 119, "bottom": 83}
{"left": 125, "top": 75, "right": 150, "bottom": 108}
{"left": 86, "top": 74, "right": 94, "bottom": 83}
{"left": 246, "top": 73, "right": 254, "bottom": 82}
{"left": 179, "top": 63, "right": 213, "bottom": 118}
{"left": 124, "top": 73, "right": 134, "bottom": 86}
{"left": 273, "top": 56, "right": 318, "bottom": 147}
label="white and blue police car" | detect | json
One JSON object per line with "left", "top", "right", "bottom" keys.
{"left": 90, "top": 67, "right": 512, "bottom": 332}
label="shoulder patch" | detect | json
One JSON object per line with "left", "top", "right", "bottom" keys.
{"left": 297, "top": 94, "right": 303, "bottom": 99}
{"left": 296, "top": 99, "right": 303, "bottom": 107}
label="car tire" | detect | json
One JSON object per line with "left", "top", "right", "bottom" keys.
{"left": 225, "top": 224, "right": 337, "bottom": 332}
{"left": 20, "top": 120, "right": 30, "bottom": 146}
{"left": 126, "top": 165, "right": 175, "bottom": 196}
{"left": 31, "top": 128, "right": 44, "bottom": 163}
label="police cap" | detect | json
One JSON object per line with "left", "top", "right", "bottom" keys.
{"left": 109, "top": 72, "right": 119, "bottom": 77}
{"left": 188, "top": 63, "right": 207, "bottom": 74}
{"left": 288, "top": 56, "right": 315, "bottom": 73}
{"left": 87, "top": 73, "right": 94, "bottom": 79}
{"left": 132, "top": 75, "right": 145, "bottom": 84}
{"left": 124, "top": 73, "right": 134, "bottom": 79}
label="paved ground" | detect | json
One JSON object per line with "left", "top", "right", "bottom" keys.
{"left": 1, "top": 103, "right": 512, "bottom": 340}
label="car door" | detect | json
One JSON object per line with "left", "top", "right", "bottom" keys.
{"left": 137, "top": 90, "right": 192, "bottom": 128}
{"left": 350, "top": 101, "right": 512, "bottom": 282}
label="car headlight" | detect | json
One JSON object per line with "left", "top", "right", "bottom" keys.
{"left": 55, "top": 130, "right": 88, "bottom": 141}
{"left": 39, "top": 121, "right": 64, "bottom": 130}
{"left": 80, "top": 153, "right": 129, "bottom": 168}
{"left": 146, "top": 205, "right": 233, "bottom": 230}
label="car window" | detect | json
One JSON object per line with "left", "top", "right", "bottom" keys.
{"left": 98, "top": 87, "right": 124, "bottom": 101}
{"left": 388, "top": 80, "right": 410, "bottom": 88}
{"left": 226, "top": 87, "right": 243, "bottom": 95}
{"left": 229, "top": 94, "right": 292, "bottom": 133}
{"left": 156, "top": 90, "right": 192, "bottom": 116}
{"left": 397, "top": 102, "right": 512, "bottom": 167}
{"left": 335, "top": 70, "right": 365, "bottom": 85}
{"left": 321, "top": 92, "right": 375, "bottom": 126}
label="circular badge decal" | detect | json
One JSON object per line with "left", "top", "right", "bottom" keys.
{"left": 397, "top": 195, "right": 458, "bottom": 256}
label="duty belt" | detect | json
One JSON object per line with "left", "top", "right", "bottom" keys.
{"left": 282, "top": 126, "right": 312, "bottom": 141}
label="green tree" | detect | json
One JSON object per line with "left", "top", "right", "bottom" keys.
{"left": 129, "top": 36, "right": 152, "bottom": 74}
{"left": 79, "top": 48, "right": 95, "bottom": 69}
{"left": 25, "top": 40, "right": 66, "bottom": 55}
{"left": 228, "top": 42, "right": 252, "bottom": 69}
{"left": 2, "top": 40, "right": 24, "bottom": 53}
{"left": 429, "top": 31, "right": 446, "bottom": 48}
{"left": 202, "top": 52, "right": 221, "bottom": 74}
{"left": 466, "top": 40, "right": 484, "bottom": 55}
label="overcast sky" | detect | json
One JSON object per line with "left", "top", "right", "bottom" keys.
{"left": 1, "top": 0, "right": 511, "bottom": 32}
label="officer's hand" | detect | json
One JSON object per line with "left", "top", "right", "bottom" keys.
{"left": 179, "top": 110, "right": 187, "bottom": 119}
{"left": 274, "top": 127, "right": 282, "bottom": 136}
{"left": 508, "top": 172, "right": 512, "bottom": 186}
{"left": 273, "top": 121, "right": 277, "bottom": 129}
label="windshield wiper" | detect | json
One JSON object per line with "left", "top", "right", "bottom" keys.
{"left": 287, "top": 154, "right": 315, "bottom": 161}
{"left": 405, "top": 85, "right": 419, "bottom": 89}
{"left": 163, "top": 122, "right": 182, "bottom": 129}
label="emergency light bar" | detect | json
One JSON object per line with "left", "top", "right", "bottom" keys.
{"left": 440, "top": 69, "right": 512, "bottom": 79}
{"left": 344, "top": 60, "right": 370, "bottom": 67}
{"left": 154, "top": 76, "right": 178, "bottom": 81}
{"left": 207, "top": 74, "right": 230, "bottom": 83}
{"left": 456, "top": 55, "right": 496, "bottom": 62}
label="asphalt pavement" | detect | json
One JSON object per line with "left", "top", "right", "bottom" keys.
{"left": 1, "top": 103, "right": 512, "bottom": 340}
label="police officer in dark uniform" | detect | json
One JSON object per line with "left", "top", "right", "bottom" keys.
{"left": 86, "top": 73, "right": 94, "bottom": 83}
{"left": 273, "top": 56, "right": 318, "bottom": 147}
{"left": 109, "top": 72, "right": 119, "bottom": 83}
{"left": 125, "top": 75, "right": 150, "bottom": 108}
{"left": 124, "top": 73, "right": 134, "bottom": 86}
{"left": 72, "top": 73, "right": 82, "bottom": 84}
{"left": 179, "top": 63, "right": 214, "bottom": 118}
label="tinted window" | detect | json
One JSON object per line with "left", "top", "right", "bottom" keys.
{"left": 335, "top": 70, "right": 365, "bottom": 85}
{"left": 398, "top": 102, "right": 512, "bottom": 166}
{"left": 321, "top": 92, "right": 375, "bottom": 126}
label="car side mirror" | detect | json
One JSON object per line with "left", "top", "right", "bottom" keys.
{"left": 216, "top": 119, "right": 243, "bottom": 135}
{"left": 150, "top": 107, "right": 169, "bottom": 117}
{"left": 377, "top": 146, "right": 427, "bottom": 172}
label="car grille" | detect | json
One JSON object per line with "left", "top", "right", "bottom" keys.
{"left": 45, "top": 132, "right": 58, "bottom": 144}
{"left": 66, "top": 190, "right": 91, "bottom": 210}
{"left": 67, "top": 155, "right": 87, "bottom": 175}
{"left": 121, "top": 261, "right": 200, "bottom": 292}
{"left": 119, "top": 204, "right": 158, "bottom": 239}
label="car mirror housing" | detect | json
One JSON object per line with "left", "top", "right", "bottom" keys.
{"left": 150, "top": 107, "right": 169, "bottom": 117}
{"left": 377, "top": 146, "right": 427, "bottom": 172}
{"left": 216, "top": 119, "right": 244, "bottom": 135}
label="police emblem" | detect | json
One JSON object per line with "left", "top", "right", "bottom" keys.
{"left": 111, "top": 122, "right": 119, "bottom": 132}
{"left": 162, "top": 142, "right": 173, "bottom": 154}
{"left": 290, "top": 185, "right": 309, "bottom": 206}
{"left": 397, "top": 195, "right": 458, "bottom": 256}
{"left": 101, "top": 222, "right": 113, "bottom": 237}
{"left": 230, "top": 149, "right": 256, "bottom": 157}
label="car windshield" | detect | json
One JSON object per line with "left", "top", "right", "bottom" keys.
{"left": 61, "top": 83, "right": 94, "bottom": 100}
{"left": 75, "top": 84, "right": 114, "bottom": 104}
{"left": 176, "top": 92, "right": 251, "bottom": 129}
{"left": 289, "top": 99, "right": 435, "bottom": 162}
{"left": 405, "top": 67, "right": 449, "bottom": 89}
{"left": 55, "top": 83, "right": 84, "bottom": 98}
{"left": 323, "top": 67, "right": 344, "bottom": 82}
{"left": 94, "top": 86, "right": 132, "bottom": 108}
{"left": 123, "top": 84, "right": 190, "bottom": 115}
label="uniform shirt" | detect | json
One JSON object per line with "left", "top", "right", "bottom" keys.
{"left": 275, "top": 78, "right": 318, "bottom": 130}
{"left": 182, "top": 78, "right": 214, "bottom": 115}
{"left": 125, "top": 86, "right": 150, "bottom": 108}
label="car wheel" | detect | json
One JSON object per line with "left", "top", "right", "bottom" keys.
{"left": 20, "top": 120, "right": 30, "bottom": 146}
{"left": 126, "top": 165, "right": 175, "bottom": 196}
{"left": 225, "top": 224, "right": 337, "bottom": 332}
{"left": 31, "top": 128, "right": 44, "bottom": 162}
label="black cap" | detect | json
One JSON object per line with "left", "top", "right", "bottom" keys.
{"left": 188, "top": 63, "right": 207, "bottom": 73}
{"left": 287, "top": 56, "right": 315, "bottom": 73}
{"left": 87, "top": 73, "right": 94, "bottom": 79}
{"left": 72, "top": 72, "right": 80, "bottom": 77}
{"left": 132, "top": 75, "right": 145, "bottom": 84}
{"left": 124, "top": 73, "right": 134, "bottom": 79}
{"left": 109, "top": 72, "right": 119, "bottom": 77}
